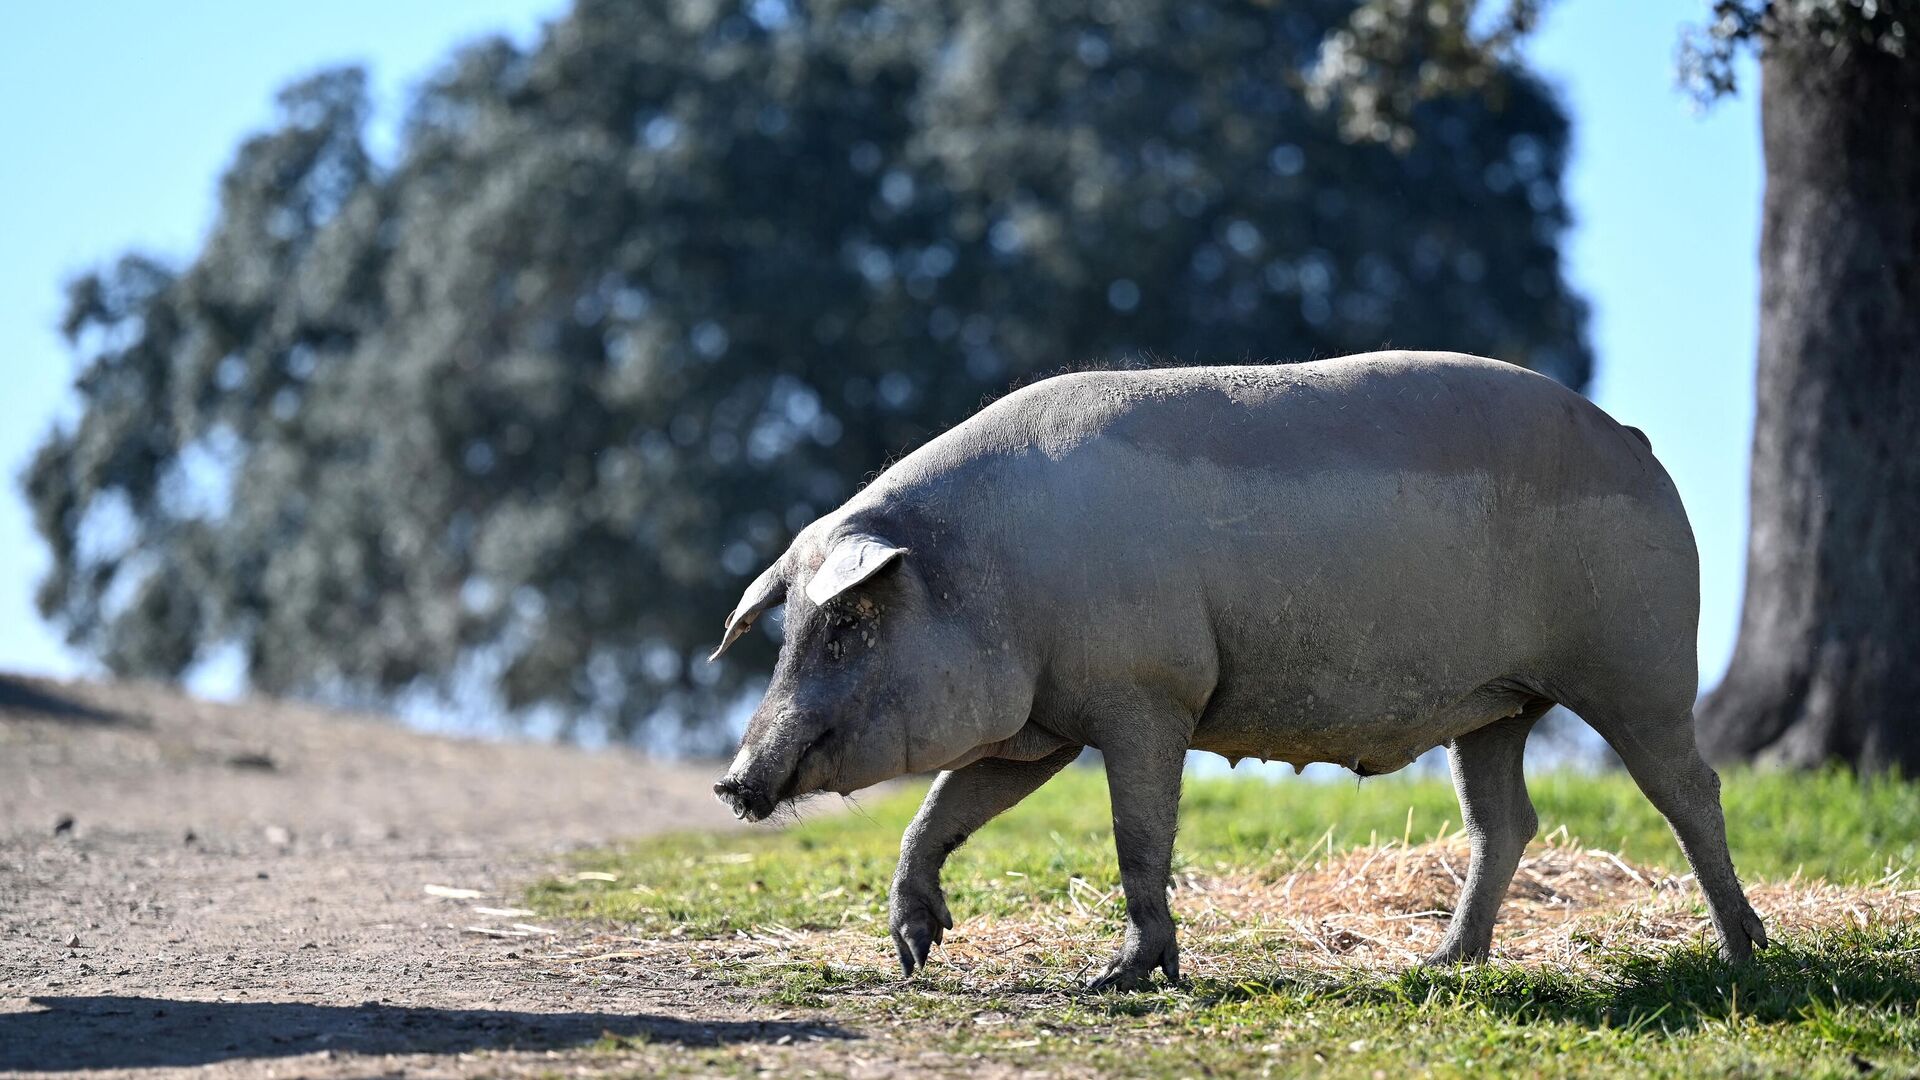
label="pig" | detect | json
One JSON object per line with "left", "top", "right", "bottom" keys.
{"left": 709, "top": 351, "right": 1767, "bottom": 990}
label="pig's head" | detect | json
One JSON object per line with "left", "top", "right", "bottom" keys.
{"left": 708, "top": 521, "right": 1030, "bottom": 821}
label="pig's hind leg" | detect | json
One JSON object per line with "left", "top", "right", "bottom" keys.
{"left": 1426, "top": 706, "right": 1548, "bottom": 964}
{"left": 1575, "top": 695, "right": 1768, "bottom": 964}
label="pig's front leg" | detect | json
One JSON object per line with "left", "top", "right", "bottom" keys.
{"left": 1087, "top": 725, "right": 1189, "bottom": 991}
{"left": 890, "top": 745, "right": 1081, "bottom": 976}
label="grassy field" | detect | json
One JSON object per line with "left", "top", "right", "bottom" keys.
{"left": 532, "top": 767, "right": 1920, "bottom": 1077}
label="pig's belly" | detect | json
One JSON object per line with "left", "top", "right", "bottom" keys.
{"left": 1189, "top": 670, "right": 1532, "bottom": 776}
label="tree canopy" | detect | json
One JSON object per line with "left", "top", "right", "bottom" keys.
{"left": 26, "top": 0, "right": 1589, "bottom": 743}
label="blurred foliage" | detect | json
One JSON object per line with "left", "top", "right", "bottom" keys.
{"left": 1305, "top": 0, "right": 1545, "bottom": 148}
{"left": 25, "top": 0, "right": 1589, "bottom": 742}
{"left": 1314, "top": 1, "right": 1919, "bottom": 123}
{"left": 1678, "top": 0, "right": 1917, "bottom": 101}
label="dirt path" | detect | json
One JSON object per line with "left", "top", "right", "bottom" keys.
{"left": 0, "top": 674, "right": 860, "bottom": 1078}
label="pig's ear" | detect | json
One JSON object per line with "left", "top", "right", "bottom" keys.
{"left": 708, "top": 562, "right": 787, "bottom": 661}
{"left": 804, "top": 533, "right": 908, "bottom": 607}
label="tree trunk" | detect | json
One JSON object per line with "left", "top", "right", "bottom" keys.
{"left": 1696, "top": 27, "right": 1920, "bottom": 773}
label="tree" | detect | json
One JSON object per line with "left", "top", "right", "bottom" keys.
{"left": 26, "top": 0, "right": 1589, "bottom": 743}
{"left": 1682, "top": 1, "right": 1920, "bottom": 773}
{"left": 1317, "top": 0, "right": 1920, "bottom": 772}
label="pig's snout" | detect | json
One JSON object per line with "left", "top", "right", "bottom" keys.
{"left": 714, "top": 721, "right": 837, "bottom": 821}
{"left": 712, "top": 774, "right": 776, "bottom": 822}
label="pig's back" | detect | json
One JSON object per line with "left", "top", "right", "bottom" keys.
{"left": 946, "top": 352, "right": 1697, "bottom": 768}
{"left": 1018, "top": 352, "right": 1661, "bottom": 501}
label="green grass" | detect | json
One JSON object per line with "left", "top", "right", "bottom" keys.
{"left": 533, "top": 766, "right": 1917, "bottom": 934}
{"left": 531, "top": 767, "right": 1920, "bottom": 1077}
{"left": 735, "top": 928, "right": 1920, "bottom": 1078}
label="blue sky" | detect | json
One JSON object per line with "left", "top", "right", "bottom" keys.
{"left": 0, "top": 3, "right": 1759, "bottom": 703}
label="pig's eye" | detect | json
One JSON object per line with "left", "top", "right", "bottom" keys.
{"left": 820, "top": 602, "right": 869, "bottom": 662}
{"left": 819, "top": 607, "right": 848, "bottom": 662}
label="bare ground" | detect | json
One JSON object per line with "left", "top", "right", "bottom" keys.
{"left": 0, "top": 674, "right": 883, "bottom": 1078}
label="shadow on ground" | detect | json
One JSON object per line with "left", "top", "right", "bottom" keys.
{"left": 0, "top": 996, "right": 854, "bottom": 1071}
{"left": 0, "top": 676, "right": 130, "bottom": 726}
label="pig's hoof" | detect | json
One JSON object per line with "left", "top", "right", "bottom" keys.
{"left": 1717, "top": 906, "right": 1768, "bottom": 965}
{"left": 888, "top": 880, "right": 952, "bottom": 977}
{"left": 1085, "top": 938, "right": 1180, "bottom": 992}
{"left": 1421, "top": 940, "right": 1489, "bottom": 966}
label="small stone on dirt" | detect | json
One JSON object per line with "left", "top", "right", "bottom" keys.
{"left": 53, "top": 815, "right": 75, "bottom": 835}
{"left": 64, "top": 934, "right": 80, "bottom": 948}
{"left": 225, "top": 751, "right": 277, "bottom": 772}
